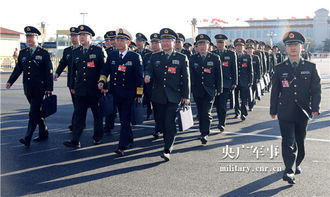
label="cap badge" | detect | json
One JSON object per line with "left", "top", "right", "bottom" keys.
{"left": 289, "top": 33, "right": 295, "bottom": 38}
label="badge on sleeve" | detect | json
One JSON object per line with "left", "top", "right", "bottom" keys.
{"left": 87, "top": 61, "right": 95, "bottom": 68}
{"left": 168, "top": 67, "right": 176, "bottom": 74}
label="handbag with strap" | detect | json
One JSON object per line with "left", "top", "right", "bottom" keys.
{"left": 41, "top": 94, "right": 57, "bottom": 118}
{"left": 177, "top": 104, "right": 194, "bottom": 131}
{"left": 131, "top": 99, "right": 145, "bottom": 125}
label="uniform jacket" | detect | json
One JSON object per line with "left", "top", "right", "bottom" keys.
{"left": 237, "top": 53, "right": 254, "bottom": 87}
{"left": 146, "top": 51, "right": 190, "bottom": 104}
{"left": 189, "top": 52, "right": 223, "bottom": 98}
{"left": 212, "top": 49, "right": 238, "bottom": 89}
{"left": 70, "top": 45, "right": 106, "bottom": 96}
{"left": 55, "top": 46, "right": 77, "bottom": 87}
{"left": 270, "top": 59, "right": 321, "bottom": 120}
{"left": 7, "top": 46, "right": 53, "bottom": 96}
{"left": 100, "top": 50, "right": 144, "bottom": 98}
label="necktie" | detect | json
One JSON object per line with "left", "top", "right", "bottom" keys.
{"left": 120, "top": 53, "right": 123, "bottom": 59}
{"left": 30, "top": 48, "right": 33, "bottom": 56}
{"left": 202, "top": 55, "right": 206, "bottom": 61}
{"left": 165, "top": 54, "right": 170, "bottom": 60}
{"left": 292, "top": 62, "right": 298, "bottom": 68}
{"left": 83, "top": 48, "right": 88, "bottom": 54}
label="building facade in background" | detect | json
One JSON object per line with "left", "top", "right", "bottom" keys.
{"left": 198, "top": 8, "right": 330, "bottom": 51}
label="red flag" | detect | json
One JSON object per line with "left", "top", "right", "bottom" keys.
{"left": 203, "top": 19, "right": 209, "bottom": 23}
{"left": 220, "top": 20, "right": 229, "bottom": 24}
{"left": 291, "top": 16, "right": 296, "bottom": 20}
{"left": 263, "top": 17, "right": 268, "bottom": 20}
{"left": 249, "top": 18, "right": 253, "bottom": 21}
{"left": 211, "top": 18, "right": 221, "bottom": 24}
{"left": 306, "top": 16, "right": 310, "bottom": 19}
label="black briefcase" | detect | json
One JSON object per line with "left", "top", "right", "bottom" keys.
{"left": 131, "top": 100, "right": 145, "bottom": 125}
{"left": 99, "top": 93, "right": 115, "bottom": 117}
{"left": 41, "top": 94, "right": 57, "bottom": 118}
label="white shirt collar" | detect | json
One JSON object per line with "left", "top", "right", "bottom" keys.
{"left": 119, "top": 49, "right": 128, "bottom": 58}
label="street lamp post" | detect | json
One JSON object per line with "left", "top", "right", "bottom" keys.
{"left": 267, "top": 32, "right": 277, "bottom": 47}
{"left": 80, "top": 12, "right": 88, "bottom": 25}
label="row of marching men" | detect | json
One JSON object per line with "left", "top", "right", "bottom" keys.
{"left": 6, "top": 24, "right": 282, "bottom": 162}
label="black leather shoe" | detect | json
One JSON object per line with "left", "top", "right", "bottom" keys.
{"left": 160, "top": 153, "right": 170, "bottom": 161}
{"left": 115, "top": 149, "right": 125, "bottom": 157}
{"left": 33, "top": 135, "right": 48, "bottom": 142}
{"left": 218, "top": 125, "right": 225, "bottom": 132}
{"left": 283, "top": 173, "right": 296, "bottom": 184}
{"left": 241, "top": 115, "right": 246, "bottom": 121}
{"left": 19, "top": 138, "right": 31, "bottom": 148}
{"left": 63, "top": 141, "right": 81, "bottom": 148}
{"left": 152, "top": 131, "right": 160, "bottom": 139}
{"left": 295, "top": 166, "right": 302, "bottom": 175}
{"left": 200, "top": 136, "right": 208, "bottom": 145}
{"left": 93, "top": 139, "right": 102, "bottom": 145}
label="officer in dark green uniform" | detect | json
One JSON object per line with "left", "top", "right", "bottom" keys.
{"left": 104, "top": 31, "right": 117, "bottom": 54}
{"left": 145, "top": 28, "right": 190, "bottom": 161}
{"left": 189, "top": 34, "right": 222, "bottom": 144}
{"left": 103, "top": 30, "right": 117, "bottom": 134}
{"left": 135, "top": 32, "right": 153, "bottom": 119}
{"left": 273, "top": 45, "right": 284, "bottom": 64}
{"left": 183, "top": 42, "right": 192, "bottom": 52}
{"left": 54, "top": 27, "right": 80, "bottom": 131}
{"left": 6, "top": 26, "right": 53, "bottom": 147}
{"left": 99, "top": 28, "right": 144, "bottom": 157}
{"left": 63, "top": 25, "right": 106, "bottom": 148}
{"left": 212, "top": 34, "right": 238, "bottom": 131}
{"left": 270, "top": 31, "right": 321, "bottom": 184}
{"left": 234, "top": 38, "right": 253, "bottom": 120}
{"left": 135, "top": 33, "right": 152, "bottom": 57}
{"left": 246, "top": 42, "right": 262, "bottom": 110}
{"left": 143, "top": 33, "right": 162, "bottom": 135}
{"left": 175, "top": 33, "right": 192, "bottom": 59}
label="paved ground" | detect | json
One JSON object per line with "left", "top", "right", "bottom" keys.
{"left": 1, "top": 58, "right": 329, "bottom": 197}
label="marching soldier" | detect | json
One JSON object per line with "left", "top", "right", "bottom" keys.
{"left": 270, "top": 31, "right": 321, "bottom": 184}
{"left": 63, "top": 25, "right": 106, "bottom": 148}
{"left": 135, "top": 33, "right": 153, "bottom": 120}
{"left": 143, "top": 33, "right": 162, "bottom": 129}
{"left": 212, "top": 34, "right": 238, "bottom": 132}
{"left": 144, "top": 28, "right": 190, "bottom": 161}
{"left": 54, "top": 27, "right": 80, "bottom": 131}
{"left": 189, "top": 34, "right": 222, "bottom": 144}
{"left": 273, "top": 45, "right": 284, "bottom": 64}
{"left": 234, "top": 38, "right": 253, "bottom": 121}
{"left": 183, "top": 42, "right": 192, "bottom": 52}
{"left": 135, "top": 33, "right": 152, "bottom": 57}
{"left": 104, "top": 31, "right": 117, "bottom": 54}
{"left": 103, "top": 30, "right": 117, "bottom": 134}
{"left": 6, "top": 26, "right": 53, "bottom": 147}
{"left": 175, "top": 33, "right": 192, "bottom": 58}
{"left": 98, "top": 28, "right": 144, "bottom": 157}
{"left": 246, "top": 42, "right": 262, "bottom": 110}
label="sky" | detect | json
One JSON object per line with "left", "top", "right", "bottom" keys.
{"left": 1, "top": 0, "right": 329, "bottom": 40}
